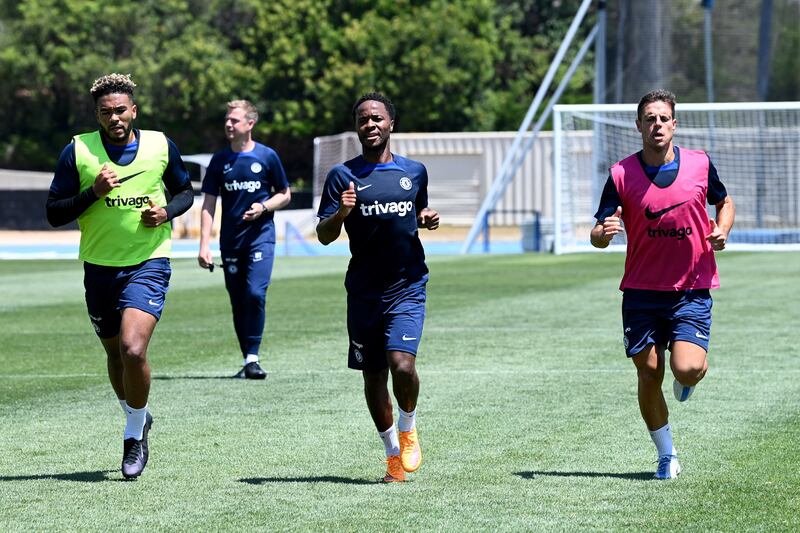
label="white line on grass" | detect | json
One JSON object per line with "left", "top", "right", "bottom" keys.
{"left": 1, "top": 368, "right": 799, "bottom": 379}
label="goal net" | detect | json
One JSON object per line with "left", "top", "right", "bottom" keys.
{"left": 313, "top": 132, "right": 360, "bottom": 208}
{"left": 553, "top": 102, "right": 800, "bottom": 254}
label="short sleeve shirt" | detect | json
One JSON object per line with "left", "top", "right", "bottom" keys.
{"left": 317, "top": 154, "right": 429, "bottom": 295}
{"left": 201, "top": 142, "right": 289, "bottom": 251}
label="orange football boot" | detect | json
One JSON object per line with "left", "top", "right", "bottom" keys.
{"left": 382, "top": 455, "right": 406, "bottom": 483}
{"left": 399, "top": 427, "right": 422, "bottom": 473}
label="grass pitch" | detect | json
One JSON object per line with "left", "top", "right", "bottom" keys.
{"left": 0, "top": 252, "right": 798, "bottom": 532}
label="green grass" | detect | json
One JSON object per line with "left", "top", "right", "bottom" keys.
{"left": 0, "top": 253, "right": 798, "bottom": 532}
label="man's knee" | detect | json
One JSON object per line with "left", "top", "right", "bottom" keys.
{"left": 244, "top": 287, "right": 266, "bottom": 307}
{"left": 363, "top": 368, "right": 388, "bottom": 389}
{"left": 672, "top": 358, "right": 708, "bottom": 386}
{"left": 634, "top": 354, "right": 664, "bottom": 387}
{"left": 106, "top": 350, "right": 122, "bottom": 365}
{"left": 119, "top": 336, "right": 148, "bottom": 365}
{"left": 670, "top": 342, "right": 708, "bottom": 386}
{"left": 389, "top": 353, "right": 417, "bottom": 379}
{"left": 637, "top": 365, "right": 663, "bottom": 388}
{"left": 632, "top": 347, "right": 664, "bottom": 386}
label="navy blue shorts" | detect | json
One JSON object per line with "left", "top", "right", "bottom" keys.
{"left": 347, "top": 282, "right": 426, "bottom": 371}
{"left": 621, "top": 289, "right": 712, "bottom": 357}
{"left": 84, "top": 258, "right": 171, "bottom": 339}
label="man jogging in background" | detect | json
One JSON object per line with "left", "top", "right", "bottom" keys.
{"left": 198, "top": 99, "right": 291, "bottom": 379}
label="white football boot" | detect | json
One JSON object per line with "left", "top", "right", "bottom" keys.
{"left": 654, "top": 454, "right": 681, "bottom": 480}
{"left": 673, "top": 379, "right": 695, "bottom": 402}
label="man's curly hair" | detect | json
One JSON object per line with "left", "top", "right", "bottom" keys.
{"left": 89, "top": 73, "right": 136, "bottom": 102}
{"left": 352, "top": 92, "right": 396, "bottom": 121}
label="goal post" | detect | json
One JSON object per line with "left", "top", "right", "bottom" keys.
{"left": 552, "top": 101, "right": 800, "bottom": 254}
{"left": 312, "top": 132, "right": 361, "bottom": 208}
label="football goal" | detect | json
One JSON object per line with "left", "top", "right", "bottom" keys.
{"left": 553, "top": 101, "right": 800, "bottom": 254}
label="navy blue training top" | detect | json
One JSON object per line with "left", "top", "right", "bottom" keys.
{"left": 201, "top": 142, "right": 290, "bottom": 251}
{"left": 318, "top": 154, "right": 430, "bottom": 296}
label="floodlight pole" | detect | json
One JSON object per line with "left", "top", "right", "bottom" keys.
{"left": 594, "top": 1, "right": 606, "bottom": 105}
{"left": 480, "top": 25, "right": 599, "bottom": 256}
{"left": 755, "top": 0, "right": 774, "bottom": 228}
{"left": 702, "top": 0, "right": 716, "bottom": 154}
{"left": 460, "top": 0, "right": 594, "bottom": 254}
{"left": 756, "top": 0, "right": 774, "bottom": 101}
{"left": 592, "top": 1, "right": 607, "bottom": 227}
{"left": 614, "top": 0, "right": 629, "bottom": 103}
{"left": 702, "top": 0, "right": 715, "bottom": 103}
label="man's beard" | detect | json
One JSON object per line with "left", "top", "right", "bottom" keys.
{"left": 103, "top": 124, "right": 132, "bottom": 143}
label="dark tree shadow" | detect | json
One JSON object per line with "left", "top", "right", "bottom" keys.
{"left": 240, "top": 475, "right": 378, "bottom": 485}
{"left": 0, "top": 470, "right": 116, "bottom": 483}
{"left": 515, "top": 470, "right": 654, "bottom": 481}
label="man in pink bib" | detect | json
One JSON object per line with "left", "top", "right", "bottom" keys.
{"left": 590, "top": 90, "right": 736, "bottom": 479}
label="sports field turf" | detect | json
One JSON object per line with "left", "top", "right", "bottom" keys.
{"left": 0, "top": 252, "right": 798, "bottom": 531}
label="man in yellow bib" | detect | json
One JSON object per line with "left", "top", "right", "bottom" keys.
{"left": 46, "top": 73, "right": 194, "bottom": 479}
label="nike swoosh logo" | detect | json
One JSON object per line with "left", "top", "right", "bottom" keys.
{"left": 402, "top": 335, "right": 417, "bottom": 341}
{"left": 644, "top": 201, "right": 687, "bottom": 220}
{"left": 695, "top": 332, "right": 708, "bottom": 340}
{"left": 118, "top": 170, "right": 146, "bottom": 184}
{"left": 148, "top": 299, "right": 159, "bottom": 306}
{"left": 356, "top": 184, "right": 372, "bottom": 191}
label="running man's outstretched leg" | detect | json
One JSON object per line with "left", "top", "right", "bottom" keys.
{"left": 632, "top": 344, "right": 680, "bottom": 479}
{"left": 363, "top": 368, "right": 404, "bottom": 482}
{"left": 117, "top": 308, "right": 157, "bottom": 479}
{"left": 101, "top": 335, "right": 124, "bottom": 402}
{"left": 632, "top": 344, "right": 667, "bottom": 430}
{"left": 388, "top": 351, "right": 422, "bottom": 473}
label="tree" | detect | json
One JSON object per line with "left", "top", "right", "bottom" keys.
{"left": 0, "top": 0, "right": 596, "bottom": 178}
{"left": 0, "top": 0, "right": 243, "bottom": 169}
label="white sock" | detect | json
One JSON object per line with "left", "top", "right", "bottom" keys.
{"left": 123, "top": 404, "right": 149, "bottom": 441}
{"left": 378, "top": 425, "right": 400, "bottom": 457}
{"left": 119, "top": 399, "right": 128, "bottom": 414}
{"left": 398, "top": 407, "right": 416, "bottom": 432}
{"left": 244, "top": 354, "right": 259, "bottom": 365}
{"left": 649, "top": 423, "right": 678, "bottom": 457}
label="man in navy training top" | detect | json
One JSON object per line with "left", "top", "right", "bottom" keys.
{"left": 317, "top": 92, "right": 440, "bottom": 483}
{"left": 46, "top": 73, "right": 194, "bottom": 479}
{"left": 590, "top": 89, "right": 735, "bottom": 479}
{"left": 198, "top": 99, "right": 291, "bottom": 379}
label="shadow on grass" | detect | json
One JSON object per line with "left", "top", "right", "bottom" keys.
{"left": 240, "top": 475, "right": 377, "bottom": 485}
{"left": 0, "top": 470, "right": 116, "bottom": 483}
{"left": 515, "top": 470, "right": 653, "bottom": 481}
{"left": 153, "top": 375, "right": 235, "bottom": 381}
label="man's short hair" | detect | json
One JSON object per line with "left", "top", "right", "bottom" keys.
{"left": 227, "top": 100, "right": 258, "bottom": 123}
{"left": 637, "top": 90, "right": 676, "bottom": 120}
{"left": 89, "top": 73, "right": 136, "bottom": 103}
{"left": 352, "top": 92, "right": 396, "bottom": 121}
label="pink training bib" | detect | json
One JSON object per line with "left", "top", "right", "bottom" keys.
{"left": 611, "top": 148, "right": 719, "bottom": 291}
